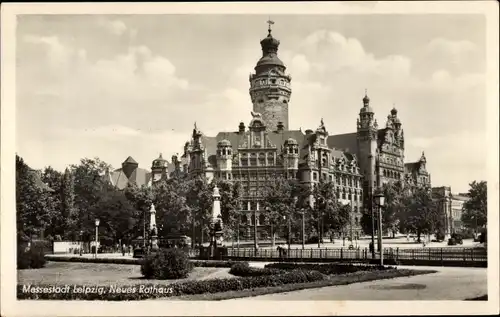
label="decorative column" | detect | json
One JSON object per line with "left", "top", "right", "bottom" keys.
{"left": 150, "top": 203, "right": 159, "bottom": 251}
{"left": 210, "top": 185, "right": 224, "bottom": 258}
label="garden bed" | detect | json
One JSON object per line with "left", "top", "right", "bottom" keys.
{"left": 18, "top": 261, "right": 436, "bottom": 301}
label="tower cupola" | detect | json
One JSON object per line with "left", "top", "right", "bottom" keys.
{"left": 249, "top": 20, "right": 292, "bottom": 131}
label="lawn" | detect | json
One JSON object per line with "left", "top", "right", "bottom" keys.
{"left": 18, "top": 261, "right": 234, "bottom": 286}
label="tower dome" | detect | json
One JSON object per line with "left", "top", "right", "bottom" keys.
{"left": 391, "top": 107, "right": 398, "bottom": 115}
{"left": 152, "top": 153, "right": 168, "bottom": 169}
{"left": 249, "top": 20, "right": 292, "bottom": 131}
{"left": 217, "top": 139, "right": 231, "bottom": 147}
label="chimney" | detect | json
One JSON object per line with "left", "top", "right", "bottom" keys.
{"left": 277, "top": 121, "right": 284, "bottom": 132}
{"left": 238, "top": 122, "right": 245, "bottom": 133}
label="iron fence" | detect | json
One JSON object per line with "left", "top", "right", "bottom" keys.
{"left": 224, "top": 247, "right": 487, "bottom": 263}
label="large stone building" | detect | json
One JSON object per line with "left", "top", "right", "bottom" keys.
{"left": 177, "top": 22, "right": 431, "bottom": 239}
{"left": 432, "top": 186, "right": 470, "bottom": 235}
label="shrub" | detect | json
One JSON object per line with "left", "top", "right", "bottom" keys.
{"left": 17, "top": 245, "right": 47, "bottom": 269}
{"left": 141, "top": 248, "right": 193, "bottom": 280}
{"left": 264, "top": 263, "right": 393, "bottom": 275}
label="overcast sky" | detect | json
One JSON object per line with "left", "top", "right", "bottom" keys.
{"left": 16, "top": 14, "right": 486, "bottom": 193}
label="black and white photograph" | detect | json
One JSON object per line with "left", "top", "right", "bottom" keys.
{"left": 1, "top": 1, "right": 498, "bottom": 316}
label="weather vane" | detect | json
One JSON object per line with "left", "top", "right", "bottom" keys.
{"left": 267, "top": 17, "right": 274, "bottom": 35}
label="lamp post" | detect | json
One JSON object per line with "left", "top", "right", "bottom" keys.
{"left": 282, "top": 215, "right": 291, "bottom": 255}
{"left": 373, "top": 193, "right": 385, "bottom": 266}
{"left": 94, "top": 218, "right": 100, "bottom": 258}
{"left": 370, "top": 194, "right": 376, "bottom": 258}
{"left": 301, "top": 209, "right": 305, "bottom": 250}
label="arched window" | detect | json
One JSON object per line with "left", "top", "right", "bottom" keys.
{"left": 242, "top": 215, "right": 248, "bottom": 225}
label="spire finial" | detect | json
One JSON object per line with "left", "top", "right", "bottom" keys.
{"left": 194, "top": 121, "right": 197, "bottom": 130}
{"left": 365, "top": 88, "right": 367, "bottom": 96}
{"left": 267, "top": 18, "right": 274, "bottom": 35}
{"left": 159, "top": 153, "right": 163, "bottom": 158}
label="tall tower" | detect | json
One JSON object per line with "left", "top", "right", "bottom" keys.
{"left": 249, "top": 20, "right": 292, "bottom": 131}
{"left": 356, "top": 91, "right": 378, "bottom": 194}
{"left": 151, "top": 153, "right": 168, "bottom": 182}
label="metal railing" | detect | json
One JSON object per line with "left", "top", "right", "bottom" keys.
{"left": 223, "top": 247, "right": 487, "bottom": 264}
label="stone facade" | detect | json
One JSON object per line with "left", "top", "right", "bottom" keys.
{"left": 175, "top": 22, "right": 431, "bottom": 239}
{"left": 432, "top": 186, "right": 469, "bottom": 235}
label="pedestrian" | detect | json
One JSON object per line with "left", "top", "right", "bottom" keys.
{"left": 128, "top": 245, "right": 132, "bottom": 255}
{"left": 277, "top": 246, "right": 283, "bottom": 260}
{"left": 122, "top": 243, "right": 126, "bottom": 256}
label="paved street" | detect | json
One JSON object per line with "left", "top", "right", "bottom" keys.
{"left": 227, "top": 266, "right": 487, "bottom": 300}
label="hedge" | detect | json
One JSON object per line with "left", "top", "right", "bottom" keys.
{"left": 18, "top": 245, "right": 47, "bottom": 269}
{"left": 229, "top": 262, "right": 287, "bottom": 277}
{"left": 264, "top": 263, "right": 394, "bottom": 275}
{"left": 17, "top": 270, "right": 325, "bottom": 300}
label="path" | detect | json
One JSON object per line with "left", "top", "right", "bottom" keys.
{"left": 227, "top": 266, "right": 487, "bottom": 300}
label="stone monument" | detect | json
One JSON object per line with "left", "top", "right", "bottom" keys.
{"left": 149, "top": 203, "right": 159, "bottom": 250}
{"left": 209, "top": 185, "right": 224, "bottom": 258}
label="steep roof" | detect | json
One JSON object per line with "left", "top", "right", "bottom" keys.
{"left": 327, "top": 132, "right": 357, "bottom": 153}
{"left": 404, "top": 162, "right": 421, "bottom": 174}
{"left": 110, "top": 167, "right": 151, "bottom": 190}
{"left": 123, "top": 156, "right": 138, "bottom": 165}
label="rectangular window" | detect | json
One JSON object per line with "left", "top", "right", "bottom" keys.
{"left": 313, "top": 172, "right": 318, "bottom": 181}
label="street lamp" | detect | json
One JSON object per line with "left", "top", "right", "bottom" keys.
{"left": 94, "top": 218, "right": 100, "bottom": 258}
{"left": 282, "top": 215, "right": 291, "bottom": 255}
{"left": 373, "top": 193, "right": 385, "bottom": 266}
{"left": 301, "top": 209, "right": 305, "bottom": 250}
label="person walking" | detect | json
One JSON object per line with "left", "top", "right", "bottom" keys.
{"left": 122, "top": 243, "right": 126, "bottom": 256}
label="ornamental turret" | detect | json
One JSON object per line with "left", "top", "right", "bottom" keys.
{"left": 249, "top": 20, "right": 292, "bottom": 131}
{"left": 216, "top": 139, "right": 233, "bottom": 175}
{"left": 151, "top": 153, "right": 168, "bottom": 182}
{"left": 283, "top": 138, "right": 299, "bottom": 172}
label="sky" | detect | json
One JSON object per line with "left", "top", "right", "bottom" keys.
{"left": 16, "top": 14, "right": 487, "bottom": 193}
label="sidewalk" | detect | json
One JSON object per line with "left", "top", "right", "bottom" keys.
{"left": 228, "top": 266, "right": 487, "bottom": 300}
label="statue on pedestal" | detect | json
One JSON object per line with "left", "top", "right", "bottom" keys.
{"left": 149, "top": 203, "right": 159, "bottom": 251}
{"left": 210, "top": 185, "right": 224, "bottom": 258}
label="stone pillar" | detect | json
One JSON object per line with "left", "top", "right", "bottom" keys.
{"left": 210, "top": 185, "right": 224, "bottom": 258}
{"left": 150, "top": 204, "right": 159, "bottom": 250}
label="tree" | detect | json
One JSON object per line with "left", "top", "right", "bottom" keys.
{"left": 323, "top": 201, "right": 350, "bottom": 239}
{"left": 310, "top": 180, "right": 338, "bottom": 244}
{"left": 124, "top": 183, "right": 154, "bottom": 242}
{"left": 41, "top": 166, "right": 64, "bottom": 239}
{"left": 61, "top": 168, "right": 77, "bottom": 240}
{"left": 185, "top": 177, "right": 213, "bottom": 246}
{"left": 153, "top": 178, "right": 190, "bottom": 238}
{"left": 399, "top": 186, "right": 440, "bottom": 242}
{"left": 380, "top": 181, "right": 404, "bottom": 237}
{"left": 69, "top": 157, "right": 113, "bottom": 240}
{"left": 89, "top": 188, "right": 137, "bottom": 245}
{"left": 260, "top": 177, "right": 296, "bottom": 247}
{"left": 16, "top": 155, "right": 53, "bottom": 243}
{"left": 461, "top": 181, "right": 487, "bottom": 232}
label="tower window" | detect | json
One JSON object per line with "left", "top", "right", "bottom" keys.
{"left": 271, "top": 79, "right": 276, "bottom": 84}
{"left": 283, "top": 100, "right": 288, "bottom": 104}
